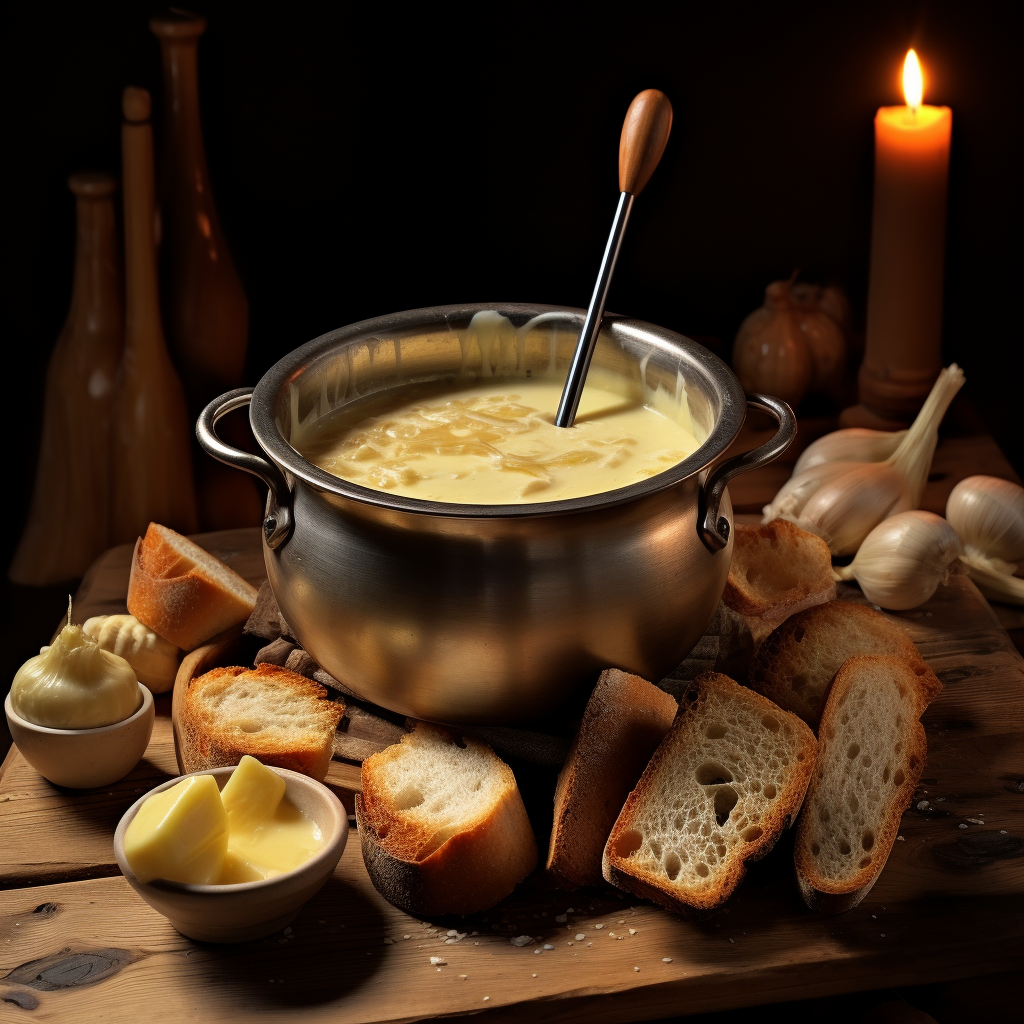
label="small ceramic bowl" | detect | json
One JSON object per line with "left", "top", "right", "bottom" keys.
{"left": 5, "top": 684, "right": 155, "bottom": 788}
{"left": 114, "top": 765, "right": 348, "bottom": 943}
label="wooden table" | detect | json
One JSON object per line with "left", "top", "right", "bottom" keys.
{"left": 2, "top": 425, "right": 1022, "bottom": 1023}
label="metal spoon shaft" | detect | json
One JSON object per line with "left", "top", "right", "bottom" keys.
{"left": 554, "top": 191, "right": 634, "bottom": 428}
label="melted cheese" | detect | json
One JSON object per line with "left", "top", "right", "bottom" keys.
{"left": 295, "top": 378, "right": 702, "bottom": 504}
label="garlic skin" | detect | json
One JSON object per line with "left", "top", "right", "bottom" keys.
{"left": 834, "top": 511, "right": 963, "bottom": 610}
{"left": 945, "top": 475, "right": 1024, "bottom": 568}
{"left": 961, "top": 561, "right": 1024, "bottom": 607}
{"left": 83, "top": 614, "right": 181, "bottom": 693}
{"left": 793, "top": 427, "right": 907, "bottom": 476}
{"left": 732, "top": 281, "right": 814, "bottom": 408}
{"left": 11, "top": 622, "right": 140, "bottom": 729}
{"left": 762, "top": 365, "right": 965, "bottom": 554}
{"left": 798, "top": 462, "right": 913, "bottom": 556}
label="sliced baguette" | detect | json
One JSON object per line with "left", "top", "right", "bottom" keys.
{"left": 547, "top": 669, "right": 677, "bottom": 887}
{"left": 180, "top": 664, "right": 344, "bottom": 781}
{"left": 794, "top": 655, "right": 932, "bottom": 913}
{"left": 722, "top": 519, "right": 836, "bottom": 644}
{"left": 603, "top": 673, "right": 816, "bottom": 914}
{"left": 355, "top": 723, "right": 538, "bottom": 916}
{"left": 748, "top": 601, "right": 941, "bottom": 728}
{"left": 127, "top": 523, "right": 258, "bottom": 650}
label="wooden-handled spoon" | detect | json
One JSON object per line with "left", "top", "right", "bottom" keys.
{"left": 555, "top": 89, "right": 673, "bottom": 428}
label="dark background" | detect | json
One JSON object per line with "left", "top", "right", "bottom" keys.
{"left": 2, "top": 1, "right": 1021, "bottom": 669}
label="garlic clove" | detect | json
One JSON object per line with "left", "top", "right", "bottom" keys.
{"left": 834, "top": 510, "right": 963, "bottom": 610}
{"left": 799, "top": 462, "right": 913, "bottom": 556}
{"left": 762, "top": 459, "right": 856, "bottom": 523}
{"left": 946, "top": 475, "right": 1024, "bottom": 567}
{"left": 793, "top": 427, "right": 906, "bottom": 476}
{"left": 962, "top": 561, "right": 1024, "bottom": 607}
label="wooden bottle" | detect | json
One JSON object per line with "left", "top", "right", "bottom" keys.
{"left": 9, "top": 174, "right": 123, "bottom": 584}
{"left": 151, "top": 10, "right": 262, "bottom": 530}
{"left": 110, "top": 86, "right": 197, "bottom": 544}
{"left": 150, "top": 10, "right": 247, "bottom": 404}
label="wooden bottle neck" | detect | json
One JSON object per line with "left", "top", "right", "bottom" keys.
{"left": 121, "top": 117, "right": 164, "bottom": 354}
{"left": 69, "top": 187, "right": 121, "bottom": 338}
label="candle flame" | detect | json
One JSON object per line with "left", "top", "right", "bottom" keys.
{"left": 903, "top": 49, "right": 923, "bottom": 110}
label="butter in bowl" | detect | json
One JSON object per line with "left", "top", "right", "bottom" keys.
{"left": 114, "top": 757, "right": 348, "bottom": 942}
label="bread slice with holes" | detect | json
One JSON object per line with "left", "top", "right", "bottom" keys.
{"left": 355, "top": 723, "right": 538, "bottom": 916}
{"left": 180, "top": 664, "right": 344, "bottom": 781}
{"left": 602, "top": 673, "right": 816, "bottom": 914}
{"left": 794, "top": 655, "right": 932, "bottom": 913}
{"left": 128, "top": 523, "right": 258, "bottom": 650}
{"left": 722, "top": 519, "right": 836, "bottom": 645}
{"left": 748, "top": 601, "right": 942, "bottom": 728}
{"left": 547, "top": 669, "right": 677, "bottom": 888}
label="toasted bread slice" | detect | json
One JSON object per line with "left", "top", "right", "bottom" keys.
{"left": 794, "top": 656, "right": 932, "bottom": 913}
{"left": 602, "top": 673, "right": 816, "bottom": 914}
{"left": 355, "top": 723, "right": 538, "bottom": 916}
{"left": 180, "top": 664, "right": 344, "bottom": 781}
{"left": 722, "top": 519, "right": 836, "bottom": 644}
{"left": 128, "top": 523, "right": 258, "bottom": 650}
{"left": 547, "top": 669, "right": 677, "bottom": 887}
{"left": 748, "top": 601, "right": 941, "bottom": 727}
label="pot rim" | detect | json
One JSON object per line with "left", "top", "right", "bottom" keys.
{"left": 250, "top": 302, "right": 747, "bottom": 519}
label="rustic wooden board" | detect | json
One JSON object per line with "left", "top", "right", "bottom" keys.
{"left": 2, "top": 436, "right": 1024, "bottom": 1022}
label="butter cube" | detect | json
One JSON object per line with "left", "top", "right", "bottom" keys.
{"left": 218, "top": 848, "right": 274, "bottom": 884}
{"left": 220, "top": 755, "right": 286, "bottom": 833}
{"left": 124, "top": 775, "right": 228, "bottom": 884}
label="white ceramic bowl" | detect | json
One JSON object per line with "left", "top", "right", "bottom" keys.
{"left": 5, "top": 684, "right": 155, "bottom": 788}
{"left": 113, "top": 764, "right": 348, "bottom": 943}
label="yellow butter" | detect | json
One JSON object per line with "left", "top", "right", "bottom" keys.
{"left": 125, "top": 757, "right": 324, "bottom": 886}
{"left": 123, "top": 774, "right": 228, "bottom": 884}
{"left": 220, "top": 756, "right": 323, "bottom": 880}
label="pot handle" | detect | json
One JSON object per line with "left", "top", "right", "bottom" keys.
{"left": 197, "top": 388, "right": 293, "bottom": 550}
{"left": 699, "top": 394, "right": 796, "bottom": 553}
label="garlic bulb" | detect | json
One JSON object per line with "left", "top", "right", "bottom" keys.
{"left": 834, "top": 511, "right": 963, "bottom": 610}
{"left": 793, "top": 427, "right": 907, "bottom": 476}
{"left": 946, "top": 475, "right": 1024, "bottom": 568}
{"left": 763, "top": 364, "right": 965, "bottom": 554}
{"left": 11, "top": 609, "right": 140, "bottom": 728}
{"left": 732, "top": 280, "right": 814, "bottom": 407}
{"left": 945, "top": 475, "right": 1024, "bottom": 606}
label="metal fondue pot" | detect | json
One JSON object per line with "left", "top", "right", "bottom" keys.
{"left": 199, "top": 303, "right": 794, "bottom": 724}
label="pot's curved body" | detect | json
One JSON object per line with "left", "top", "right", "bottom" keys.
{"left": 201, "top": 304, "right": 794, "bottom": 724}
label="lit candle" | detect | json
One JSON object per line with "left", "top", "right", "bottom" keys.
{"left": 857, "top": 49, "right": 952, "bottom": 424}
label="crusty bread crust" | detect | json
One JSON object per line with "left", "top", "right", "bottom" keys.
{"left": 547, "top": 669, "right": 676, "bottom": 888}
{"left": 748, "top": 600, "right": 942, "bottom": 728}
{"left": 181, "top": 664, "right": 344, "bottom": 781}
{"left": 722, "top": 519, "right": 836, "bottom": 644}
{"left": 356, "top": 725, "right": 537, "bottom": 916}
{"left": 127, "top": 524, "right": 258, "bottom": 651}
{"left": 794, "top": 655, "right": 931, "bottom": 914}
{"left": 603, "top": 673, "right": 816, "bottom": 915}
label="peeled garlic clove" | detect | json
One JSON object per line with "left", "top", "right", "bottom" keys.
{"left": 762, "top": 459, "right": 856, "bottom": 523}
{"left": 834, "top": 510, "right": 963, "bottom": 610}
{"left": 798, "top": 462, "right": 913, "bottom": 556}
{"left": 83, "top": 614, "right": 181, "bottom": 693}
{"left": 946, "top": 475, "right": 1024, "bottom": 567}
{"left": 793, "top": 427, "right": 907, "bottom": 476}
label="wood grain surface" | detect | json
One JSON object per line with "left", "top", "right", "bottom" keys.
{"left": 2, "top": 435, "right": 1023, "bottom": 1022}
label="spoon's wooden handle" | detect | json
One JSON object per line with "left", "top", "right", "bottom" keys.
{"left": 618, "top": 89, "right": 673, "bottom": 196}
